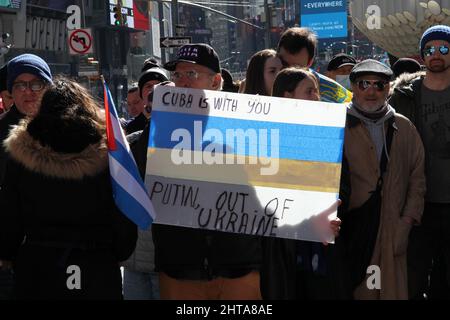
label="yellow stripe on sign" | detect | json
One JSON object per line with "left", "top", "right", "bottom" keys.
{"left": 146, "top": 148, "right": 341, "bottom": 193}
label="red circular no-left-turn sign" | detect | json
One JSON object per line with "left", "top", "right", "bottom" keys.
{"left": 69, "top": 29, "right": 92, "bottom": 54}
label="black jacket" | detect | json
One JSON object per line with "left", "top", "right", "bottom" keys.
{"left": 125, "top": 113, "right": 148, "bottom": 135}
{"left": 0, "top": 121, "right": 137, "bottom": 299}
{"left": 389, "top": 71, "right": 425, "bottom": 132}
{"left": 0, "top": 106, "right": 24, "bottom": 186}
{"left": 260, "top": 156, "right": 351, "bottom": 300}
{"left": 129, "top": 124, "right": 262, "bottom": 280}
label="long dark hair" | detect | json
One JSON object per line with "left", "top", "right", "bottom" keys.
{"left": 244, "top": 49, "right": 277, "bottom": 96}
{"left": 27, "top": 76, "right": 106, "bottom": 153}
{"left": 272, "top": 67, "right": 318, "bottom": 98}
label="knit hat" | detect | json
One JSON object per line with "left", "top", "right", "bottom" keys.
{"left": 7, "top": 54, "right": 53, "bottom": 93}
{"left": 391, "top": 58, "right": 422, "bottom": 78}
{"left": 138, "top": 67, "right": 168, "bottom": 98}
{"left": 141, "top": 57, "right": 160, "bottom": 72}
{"left": 420, "top": 25, "right": 450, "bottom": 58}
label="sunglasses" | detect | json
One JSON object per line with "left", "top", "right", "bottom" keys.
{"left": 12, "top": 80, "right": 46, "bottom": 92}
{"left": 423, "top": 45, "right": 450, "bottom": 57}
{"left": 356, "top": 80, "right": 388, "bottom": 91}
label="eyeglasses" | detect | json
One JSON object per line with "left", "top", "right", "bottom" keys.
{"left": 171, "top": 70, "right": 213, "bottom": 81}
{"left": 423, "top": 45, "right": 450, "bottom": 57}
{"left": 356, "top": 80, "right": 388, "bottom": 92}
{"left": 12, "top": 80, "right": 46, "bottom": 92}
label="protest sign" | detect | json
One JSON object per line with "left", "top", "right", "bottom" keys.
{"left": 145, "top": 85, "right": 346, "bottom": 242}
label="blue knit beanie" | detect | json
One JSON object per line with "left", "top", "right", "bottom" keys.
{"left": 7, "top": 54, "right": 53, "bottom": 93}
{"left": 420, "top": 25, "right": 450, "bottom": 58}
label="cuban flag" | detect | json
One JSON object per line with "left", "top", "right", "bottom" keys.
{"left": 103, "top": 80, "right": 155, "bottom": 230}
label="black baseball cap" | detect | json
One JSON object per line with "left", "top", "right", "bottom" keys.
{"left": 327, "top": 53, "right": 356, "bottom": 71}
{"left": 164, "top": 43, "right": 221, "bottom": 74}
{"left": 349, "top": 59, "right": 393, "bottom": 82}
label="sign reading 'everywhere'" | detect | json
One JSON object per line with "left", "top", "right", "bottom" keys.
{"left": 145, "top": 86, "right": 346, "bottom": 242}
{"left": 300, "top": 0, "right": 348, "bottom": 39}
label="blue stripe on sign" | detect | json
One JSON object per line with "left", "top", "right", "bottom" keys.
{"left": 149, "top": 111, "right": 344, "bottom": 163}
{"left": 110, "top": 177, "right": 152, "bottom": 230}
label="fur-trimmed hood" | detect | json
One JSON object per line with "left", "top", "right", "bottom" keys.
{"left": 389, "top": 71, "right": 426, "bottom": 96}
{"left": 4, "top": 119, "right": 108, "bottom": 180}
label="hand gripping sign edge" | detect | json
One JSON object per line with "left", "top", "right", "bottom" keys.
{"left": 69, "top": 29, "right": 92, "bottom": 55}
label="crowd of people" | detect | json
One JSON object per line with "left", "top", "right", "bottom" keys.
{"left": 0, "top": 23, "right": 449, "bottom": 300}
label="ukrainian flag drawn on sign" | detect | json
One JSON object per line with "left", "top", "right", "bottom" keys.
{"left": 311, "top": 69, "right": 353, "bottom": 103}
{"left": 145, "top": 86, "right": 347, "bottom": 242}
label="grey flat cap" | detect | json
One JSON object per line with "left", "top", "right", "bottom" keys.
{"left": 349, "top": 59, "right": 393, "bottom": 82}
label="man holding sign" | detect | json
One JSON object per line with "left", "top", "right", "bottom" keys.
{"left": 145, "top": 43, "right": 344, "bottom": 300}
{"left": 152, "top": 44, "right": 263, "bottom": 300}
